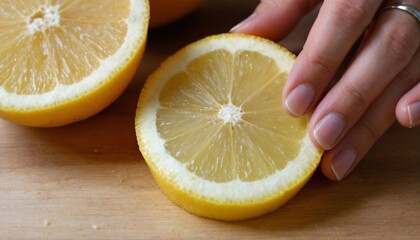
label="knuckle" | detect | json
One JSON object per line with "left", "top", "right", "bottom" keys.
{"left": 261, "top": 0, "right": 281, "bottom": 8}
{"left": 327, "top": 0, "right": 374, "bottom": 27}
{"left": 260, "top": 0, "right": 287, "bottom": 11}
{"left": 341, "top": 83, "right": 370, "bottom": 111}
{"left": 359, "top": 117, "right": 382, "bottom": 143}
{"left": 380, "top": 21, "right": 417, "bottom": 63}
{"left": 392, "top": 71, "right": 411, "bottom": 93}
{"left": 262, "top": 0, "right": 315, "bottom": 13}
{"left": 391, "top": 66, "right": 416, "bottom": 93}
{"left": 305, "top": 52, "right": 335, "bottom": 76}
{"left": 386, "top": 51, "right": 420, "bottom": 104}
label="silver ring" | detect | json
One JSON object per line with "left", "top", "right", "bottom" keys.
{"left": 379, "top": 3, "right": 420, "bottom": 25}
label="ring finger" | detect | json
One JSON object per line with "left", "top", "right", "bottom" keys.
{"left": 321, "top": 48, "right": 420, "bottom": 180}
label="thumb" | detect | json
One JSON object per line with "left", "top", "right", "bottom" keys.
{"left": 231, "top": 0, "right": 321, "bottom": 41}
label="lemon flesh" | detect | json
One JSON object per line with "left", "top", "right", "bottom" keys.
{"left": 0, "top": 0, "right": 149, "bottom": 126}
{"left": 136, "top": 34, "right": 323, "bottom": 221}
{"left": 158, "top": 49, "right": 307, "bottom": 182}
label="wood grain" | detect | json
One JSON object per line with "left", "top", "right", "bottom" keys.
{"left": 1, "top": 0, "right": 419, "bottom": 239}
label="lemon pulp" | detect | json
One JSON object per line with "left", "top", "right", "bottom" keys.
{"left": 136, "top": 34, "right": 322, "bottom": 221}
{"left": 0, "top": 0, "right": 148, "bottom": 126}
{"left": 0, "top": 1, "right": 130, "bottom": 94}
{"left": 157, "top": 49, "right": 307, "bottom": 182}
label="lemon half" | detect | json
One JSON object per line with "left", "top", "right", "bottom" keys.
{"left": 136, "top": 33, "right": 323, "bottom": 221}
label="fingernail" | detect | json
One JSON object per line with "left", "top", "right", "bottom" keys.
{"left": 284, "top": 84, "right": 315, "bottom": 116}
{"left": 407, "top": 102, "right": 420, "bottom": 128}
{"left": 331, "top": 148, "right": 357, "bottom": 181}
{"left": 314, "top": 113, "right": 345, "bottom": 149}
{"left": 230, "top": 13, "right": 256, "bottom": 32}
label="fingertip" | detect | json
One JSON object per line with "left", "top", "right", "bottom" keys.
{"left": 397, "top": 102, "right": 420, "bottom": 128}
{"left": 230, "top": 0, "right": 317, "bottom": 41}
{"left": 283, "top": 83, "right": 316, "bottom": 117}
{"left": 321, "top": 147, "right": 358, "bottom": 181}
{"left": 396, "top": 83, "right": 420, "bottom": 128}
{"left": 320, "top": 151, "right": 340, "bottom": 181}
{"left": 395, "top": 101, "right": 411, "bottom": 128}
{"left": 407, "top": 102, "right": 420, "bottom": 128}
{"left": 229, "top": 13, "right": 257, "bottom": 33}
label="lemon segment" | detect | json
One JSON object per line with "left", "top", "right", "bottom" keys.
{"left": 136, "top": 33, "right": 323, "bottom": 221}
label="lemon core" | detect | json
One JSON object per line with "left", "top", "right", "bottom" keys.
{"left": 219, "top": 102, "right": 243, "bottom": 125}
{"left": 27, "top": 5, "right": 60, "bottom": 34}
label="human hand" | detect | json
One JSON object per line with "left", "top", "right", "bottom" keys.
{"left": 231, "top": 0, "right": 420, "bottom": 181}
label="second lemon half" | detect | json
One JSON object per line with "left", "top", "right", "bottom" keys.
{"left": 0, "top": 0, "right": 149, "bottom": 127}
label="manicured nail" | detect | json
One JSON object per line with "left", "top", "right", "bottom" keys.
{"left": 331, "top": 148, "right": 357, "bottom": 181}
{"left": 407, "top": 102, "right": 420, "bottom": 128}
{"left": 314, "top": 113, "right": 345, "bottom": 150}
{"left": 230, "top": 13, "right": 256, "bottom": 32}
{"left": 284, "top": 84, "right": 315, "bottom": 116}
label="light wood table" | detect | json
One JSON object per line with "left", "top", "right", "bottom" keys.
{"left": 1, "top": 0, "right": 419, "bottom": 239}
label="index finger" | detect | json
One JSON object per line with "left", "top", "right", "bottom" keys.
{"left": 231, "top": 0, "right": 321, "bottom": 41}
{"left": 282, "top": 0, "right": 382, "bottom": 116}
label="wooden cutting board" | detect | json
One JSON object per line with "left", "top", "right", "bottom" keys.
{"left": 1, "top": 0, "right": 419, "bottom": 239}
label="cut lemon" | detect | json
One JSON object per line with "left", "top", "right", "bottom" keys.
{"left": 135, "top": 33, "right": 323, "bottom": 221}
{"left": 0, "top": 0, "right": 149, "bottom": 127}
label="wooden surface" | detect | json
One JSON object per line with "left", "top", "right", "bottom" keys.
{"left": 1, "top": 1, "right": 419, "bottom": 239}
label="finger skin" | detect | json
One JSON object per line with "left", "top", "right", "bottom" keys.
{"left": 231, "top": 0, "right": 321, "bottom": 41}
{"left": 231, "top": 0, "right": 420, "bottom": 181}
{"left": 308, "top": 7, "right": 420, "bottom": 150}
{"left": 396, "top": 82, "right": 420, "bottom": 128}
{"left": 321, "top": 50, "right": 420, "bottom": 181}
{"left": 282, "top": 0, "right": 382, "bottom": 117}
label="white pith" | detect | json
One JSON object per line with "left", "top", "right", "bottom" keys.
{"left": 137, "top": 35, "right": 322, "bottom": 202}
{"left": 0, "top": 0, "right": 148, "bottom": 110}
